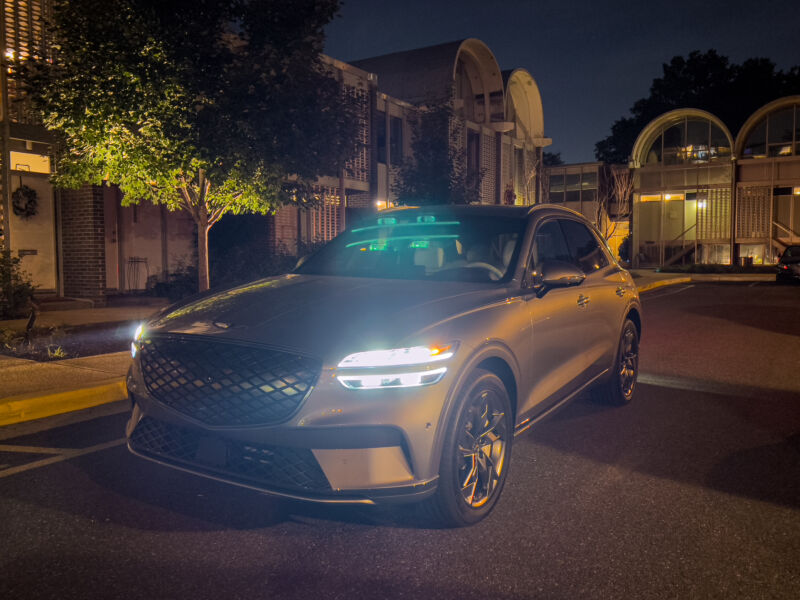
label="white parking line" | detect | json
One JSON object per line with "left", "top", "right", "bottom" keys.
{"left": 0, "top": 438, "right": 126, "bottom": 479}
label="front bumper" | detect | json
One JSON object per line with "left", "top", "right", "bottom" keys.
{"left": 125, "top": 345, "right": 454, "bottom": 504}
{"left": 126, "top": 399, "right": 439, "bottom": 504}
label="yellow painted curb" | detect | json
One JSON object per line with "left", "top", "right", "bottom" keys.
{"left": 0, "top": 379, "right": 127, "bottom": 426}
{"left": 637, "top": 277, "right": 691, "bottom": 293}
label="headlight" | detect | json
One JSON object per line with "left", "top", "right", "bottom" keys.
{"left": 337, "top": 344, "right": 454, "bottom": 368}
{"left": 131, "top": 323, "right": 145, "bottom": 358}
{"left": 336, "top": 344, "right": 456, "bottom": 390}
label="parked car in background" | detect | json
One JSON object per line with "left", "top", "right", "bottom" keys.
{"left": 776, "top": 246, "right": 800, "bottom": 283}
{"left": 126, "top": 205, "right": 642, "bottom": 526}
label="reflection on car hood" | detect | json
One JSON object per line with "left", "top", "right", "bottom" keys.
{"left": 147, "top": 274, "right": 511, "bottom": 361}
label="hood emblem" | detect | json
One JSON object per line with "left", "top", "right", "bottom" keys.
{"left": 213, "top": 321, "right": 231, "bottom": 329}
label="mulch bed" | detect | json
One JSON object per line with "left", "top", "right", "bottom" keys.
{"left": 0, "top": 322, "right": 135, "bottom": 362}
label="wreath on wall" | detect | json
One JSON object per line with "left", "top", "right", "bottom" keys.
{"left": 12, "top": 183, "right": 39, "bottom": 219}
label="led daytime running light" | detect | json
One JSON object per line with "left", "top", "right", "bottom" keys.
{"left": 338, "top": 345, "right": 454, "bottom": 368}
{"left": 338, "top": 367, "right": 448, "bottom": 390}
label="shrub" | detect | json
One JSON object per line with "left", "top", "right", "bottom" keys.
{"left": 0, "top": 254, "right": 36, "bottom": 319}
{"left": 149, "top": 261, "right": 199, "bottom": 302}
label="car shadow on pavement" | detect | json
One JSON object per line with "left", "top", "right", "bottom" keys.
{"left": 0, "top": 443, "right": 434, "bottom": 532}
{"left": 519, "top": 383, "right": 800, "bottom": 510}
{"left": 686, "top": 304, "right": 800, "bottom": 336}
{"left": 706, "top": 433, "right": 800, "bottom": 507}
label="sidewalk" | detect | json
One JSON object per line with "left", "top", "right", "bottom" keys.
{"left": 0, "top": 271, "right": 777, "bottom": 427}
{"left": 0, "top": 301, "right": 166, "bottom": 426}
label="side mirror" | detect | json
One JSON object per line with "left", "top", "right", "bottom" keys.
{"left": 536, "top": 260, "right": 585, "bottom": 289}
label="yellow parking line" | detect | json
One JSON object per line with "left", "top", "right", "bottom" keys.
{"left": 637, "top": 277, "right": 691, "bottom": 293}
{"left": 0, "top": 380, "right": 128, "bottom": 427}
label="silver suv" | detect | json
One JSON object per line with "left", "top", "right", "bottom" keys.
{"left": 126, "top": 205, "right": 641, "bottom": 526}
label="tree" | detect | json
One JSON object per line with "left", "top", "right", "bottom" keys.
{"left": 542, "top": 151, "right": 563, "bottom": 166}
{"left": 21, "top": 0, "right": 358, "bottom": 291}
{"left": 594, "top": 166, "right": 634, "bottom": 240}
{"left": 596, "top": 50, "right": 800, "bottom": 164}
{"left": 392, "top": 100, "right": 482, "bottom": 205}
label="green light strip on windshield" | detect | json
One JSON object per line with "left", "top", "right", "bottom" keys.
{"left": 346, "top": 234, "right": 460, "bottom": 248}
{"left": 351, "top": 220, "right": 460, "bottom": 233}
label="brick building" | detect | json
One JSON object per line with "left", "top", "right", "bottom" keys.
{"left": 1, "top": 2, "right": 549, "bottom": 300}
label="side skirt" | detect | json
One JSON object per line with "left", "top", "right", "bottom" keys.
{"left": 513, "top": 369, "right": 609, "bottom": 437}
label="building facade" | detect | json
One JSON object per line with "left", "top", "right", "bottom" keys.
{"left": 270, "top": 39, "right": 552, "bottom": 253}
{"left": 628, "top": 98, "right": 800, "bottom": 267}
{"left": 3, "top": 7, "right": 551, "bottom": 299}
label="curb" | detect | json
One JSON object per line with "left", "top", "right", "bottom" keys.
{"left": 637, "top": 277, "right": 692, "bottom": 293}
{"left": 0, "top": 379, "right": 127, "bottom": 427}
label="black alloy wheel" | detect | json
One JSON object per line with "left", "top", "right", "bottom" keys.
{"left": 424, "top": 368, "right": 513, "bottom": 527}
{"left": 593, "top": 318, "right": 639, "bottom": 406}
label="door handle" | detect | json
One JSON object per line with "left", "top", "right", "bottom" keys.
{"left": 616, "top": 286, "right": 626, "bottom": 297}
{"left": 577, "top": 294, "right": 590, "bottom": 307}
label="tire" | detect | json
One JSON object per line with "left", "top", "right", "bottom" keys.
{"left": 592, "top": 318, "right": 639, "bottom": 406}
{"left": 422, "top": 368, "right": 513, "bottom": 527}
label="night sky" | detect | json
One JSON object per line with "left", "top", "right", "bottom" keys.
{"left": 324, "top": 0, "right": 799, "bottom": 164}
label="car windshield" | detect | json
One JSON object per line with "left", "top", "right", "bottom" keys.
{"left": 296, "top": 210, "right": 526, "bottom": 282}
{"left": 782, "top": 246, "right": 800, "bottom": 259}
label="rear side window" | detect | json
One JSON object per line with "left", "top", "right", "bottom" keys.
{"left": 559, "top": 219, "right": 609, "bottom": 275}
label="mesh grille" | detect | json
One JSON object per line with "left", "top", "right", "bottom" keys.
{"left": 130, "top": 417, "right": 331, "bottom": 492}
{"left": 140, "top": 335, "right": 321, "bottom": 426}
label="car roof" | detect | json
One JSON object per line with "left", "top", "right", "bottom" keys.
{"left": 378, "top": 204, "right": 585, "bottom": 220}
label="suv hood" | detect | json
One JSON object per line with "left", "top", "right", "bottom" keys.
{"left": 146, "top": 274, "right": 510, "bottom": 362}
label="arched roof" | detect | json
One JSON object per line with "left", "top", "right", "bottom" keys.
{"left": 630, "top": 108, "right": 734, "bottom": 168}
{"left": 503, "top": 68, "right": 544, "bottom": 140}
{"left": 734, "top": 95, "right": 800, "bottom": 157}
{"left": 351, "top": 39, "right": 504, "bottom": 122}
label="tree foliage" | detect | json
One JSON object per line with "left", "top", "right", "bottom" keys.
{"left": 21, "top": 0, "right": 358, "bottom": 290}
{"left": 542, "top": 151, "right": 563, "bottom": 166}
{"left": 392, "top": 100, "right": 482, "bottom": 205}
{"left": 596, "top": 50, "right": 800, "bottom": 164}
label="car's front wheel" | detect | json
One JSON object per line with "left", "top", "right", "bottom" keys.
{"left": 423, "top": 368, "right": 513, "bottom": 527}
{"left": 593, "top": 318, "right": 639, "bottom": 406}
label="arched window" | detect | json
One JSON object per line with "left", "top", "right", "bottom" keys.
{"left": 642, "top": 116, "right": 731, "bottom": 166}
{"left": 741, "top": 103, "right": 800, "bottom": 159}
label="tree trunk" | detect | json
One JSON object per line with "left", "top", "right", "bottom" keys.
{"left": 196, "top": 215, "right": 211, "bottom": 292}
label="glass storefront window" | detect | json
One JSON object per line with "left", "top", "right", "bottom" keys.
{"left": 645, "top": 134, "right": 662, "bottom": 165}
{"left": 739, "top": 244, "right": 765, "bottom": 265}
{"left": 768, "top": 108, "right": 794, "bottom": 143}
{"left": 663, "top": 122, "right": 685, "bottom": 165}
{"left": 742, "top": 120, "right": 766, "bottom": 159}
{"left": 566, "top": 173, "right": 580, "bottom": 191}
{"left": 581, "top": 171, "right": 598, "bottom": 188}
{"left": 686, "top": 120, "right": 710, "bottom": 163}
{"left": 549, "top": 174, "right": 564, "bottom": 192}
{"left": 710, "top": 124, "right": 731, "bottom": 161}
{"left": 796, "top": 105, "right": 800, "bottom": 154}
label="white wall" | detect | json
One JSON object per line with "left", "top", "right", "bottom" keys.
{"left": 9, "top": 174, "right": 57, "bottom": 292}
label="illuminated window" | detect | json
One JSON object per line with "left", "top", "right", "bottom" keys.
{"left": 10, "top": 151, "right": 50, "bottom": 174}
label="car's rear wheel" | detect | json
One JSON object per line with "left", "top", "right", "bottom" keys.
{"left": 593, "top": 318, "right": 639, "bottom": 406}
{"left": 423, "top": 368, "right": 512, "bottom": 527}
